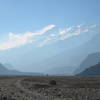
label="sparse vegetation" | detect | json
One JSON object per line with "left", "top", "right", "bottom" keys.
{"left": 49, "top": 80, "right": 57, "bottom": 85}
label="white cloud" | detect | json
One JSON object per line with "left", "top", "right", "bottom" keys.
{"left": 38, "top": 24, "right": 96, "bottom": 46}
{"left": 0, "top": 24, "right": 96, "bottom": 50}
{"left": 35, "top": 25, "right": 56, "bottom": 35}
{"left": 59, "top": 24, "right": 91, "bottom": 40}
{"left": 37, "top": 34, "right": 57, "bottom": 47}
{"left": 59, "top": 27, "right": 71, "bottom": 35}
{"left": 0, "top": 25, "right": 56, "bottom": 50}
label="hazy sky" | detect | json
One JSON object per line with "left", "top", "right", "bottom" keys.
{"left": 0, "top": 0, "right": 100, "bottom": 72}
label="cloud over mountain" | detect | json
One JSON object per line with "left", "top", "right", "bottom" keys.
{"left": 0, "top": 24, "right": 96, "bottom": 50}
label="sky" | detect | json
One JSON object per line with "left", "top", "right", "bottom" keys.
{"left": 0, "top": 0, "right": 100, "bottom": 72}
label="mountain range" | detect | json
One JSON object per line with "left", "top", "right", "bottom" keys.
{"left": 42, "top": 33, "right": 100, "bottom": 75}
{"left": 0, "top": 51, "right": 100, "bottom": 76}
{"left": 77, "top": 62, "right": 100, "bottom": 76}
{"left": 0, "top": 32, "right": 100, "bottom": 75}
{"left": 0, "top": 63, "right": 42, "bottom": 75}
{"left": 74, "top": 52, "right": 100, "bottom": 74}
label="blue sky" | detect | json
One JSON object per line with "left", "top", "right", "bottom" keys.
{"left": 0, "top": 0, "right": 100, "bottom": 34}
{"left": 0, "top": 0, "right": 100, "bottom": 72}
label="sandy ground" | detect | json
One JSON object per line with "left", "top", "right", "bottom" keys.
{"left": 0, "top": 76, "right": 100, "bottom": 100}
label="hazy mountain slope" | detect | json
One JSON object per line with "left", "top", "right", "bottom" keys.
{"left": 4, "top": 63, "right": 14, "bottom": 70}
{"left": 78, "top": 63, "right": 100, "bottom": 76}
{"left": 74, "top": 52, "right": 100, "bottom": 74}
{"left": 0, "top": 28, "right": 97, "bottom": 73}
{"left": 0, "top": 63, "right": 9, "bottom": 74}
{"left": 0, "top": 63, "right": 42, "bottom": 75}
{"left": 43, "top": 33, "right": 100, "bottom": 75}
{"left": 0, "top": 63, "right": 23, "bottom": 75}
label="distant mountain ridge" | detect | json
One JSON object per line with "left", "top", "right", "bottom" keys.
{"left": 42, "top": 33, "right": 100, "bottom": 75}
{"left": 74, "top": 52, "right": 100, "bottom": 74}
{"left": 77, "top": 63, "right": 100, "bottom": 76}
{"left": 0, "top": 63, "right": 42, "bottom": 75}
